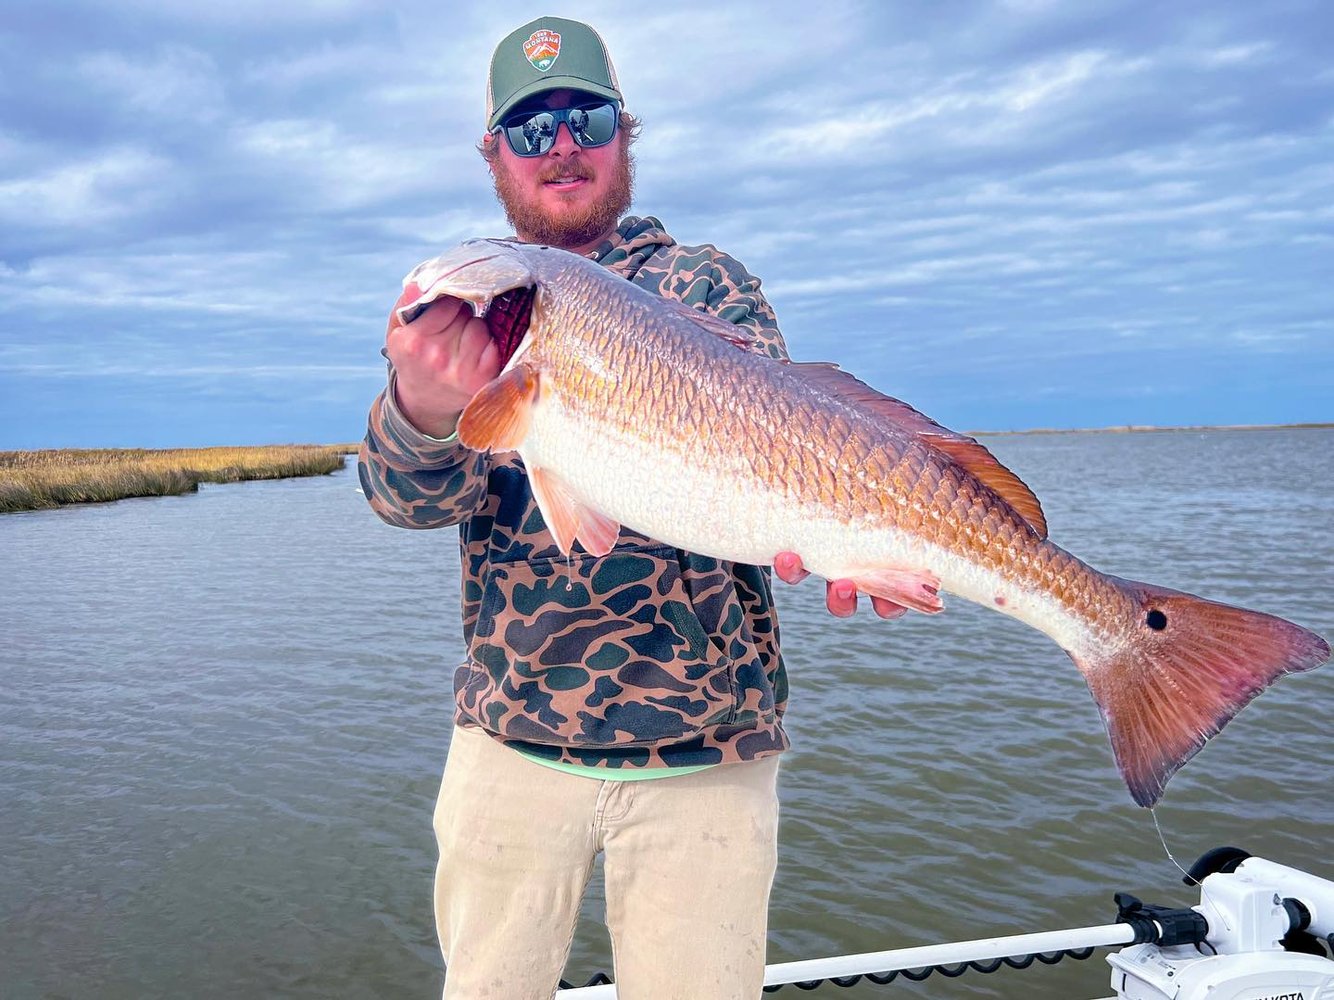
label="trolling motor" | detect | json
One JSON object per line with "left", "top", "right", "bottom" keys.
{"left": 554, "top": 848, "right": 1334, "bottom": 999}
{"left": 1107, "top": 848, "right": 1334, "bottom": 999}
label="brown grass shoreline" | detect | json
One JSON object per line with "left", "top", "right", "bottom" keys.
{"left": 4, "top": 423, "right": 1327, "bottom": 513}
{"left": 0, "top": 445, "right": 357, "bottom": 514}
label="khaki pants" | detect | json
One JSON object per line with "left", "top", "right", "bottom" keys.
{"left": 433, "top": 725, "right": 780, "bottom": 1000}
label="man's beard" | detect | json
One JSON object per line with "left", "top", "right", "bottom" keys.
{"left": 492, "top": 139, "right": 634, "bottom": 250}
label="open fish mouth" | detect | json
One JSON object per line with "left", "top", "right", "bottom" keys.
{"left": 395, "top": 240, "right": 539, "bottom": 368}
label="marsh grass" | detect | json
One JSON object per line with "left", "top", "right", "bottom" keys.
{"left": 0, "top": 445, "right": 350, "bottom": 513}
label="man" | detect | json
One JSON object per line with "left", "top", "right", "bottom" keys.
{"left": 358, "top": 17, "right": 901, "bottom": 999}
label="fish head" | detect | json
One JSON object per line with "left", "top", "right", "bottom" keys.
{"left": 397, "top": 239, "right": 534, "bottom": 325}
{"left": 397, "top": 239, "right": 539, "bottom": 368}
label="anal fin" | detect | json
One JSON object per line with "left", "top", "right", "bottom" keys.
{"left": 529, "top": 467, "right": 621, "bottom": 557}
{"left": 848, "top": 567, "right": 944, "bottom": 614}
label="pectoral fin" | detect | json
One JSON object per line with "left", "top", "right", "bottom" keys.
{"left": 529, "top": 467, "right": 621, "bottom": 557}
{"left": 457, "top": 364, "right": 538, "bottom": 453}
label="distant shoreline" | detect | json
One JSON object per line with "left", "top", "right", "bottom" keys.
{"left": 972, "top": 422, "right": 1333, "bottom": 437}
{"left": 3, "top": 426, "right": 1328, "bottom": 513}
{"left": 0, "top": 445, "right": 350, "bottom": 514}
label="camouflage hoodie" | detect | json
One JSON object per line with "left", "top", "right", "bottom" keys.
{"left": 358, "top": 216, "right": 791, "bottom": 769}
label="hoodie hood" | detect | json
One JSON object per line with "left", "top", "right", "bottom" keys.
{"left": 588, "top": 216, "right": 676, "bottom": 281}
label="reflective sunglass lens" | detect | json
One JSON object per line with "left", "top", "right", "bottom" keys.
{"left": 570, "top": 105, "right": 616, "bottom": 146}
{"left": 514, "top": 114, "right": 555, "bottom": 154}
{"left": 500, "top": 103, "right": 618, "bottom": 156}
{"left": 569, "top": 109, "right": 591, "bottom": 140}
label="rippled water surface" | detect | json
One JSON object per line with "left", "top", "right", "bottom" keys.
{"left": 4, "top": 429, "right": 1332, "bottom": 999}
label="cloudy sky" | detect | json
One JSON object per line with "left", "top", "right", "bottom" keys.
{"left": 2, "top": 0, "right": 1330, "bottom": 448}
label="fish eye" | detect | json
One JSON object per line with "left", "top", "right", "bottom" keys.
{"left": 1146, "top": 609, "right": 1168, "bottom": 631}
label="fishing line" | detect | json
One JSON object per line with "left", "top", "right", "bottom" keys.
{"left": 1148, "top": 806, "right": 1232, "bottom": 934}
{"left": 1148, "top": 806, "right": 1191, "bottom": 881}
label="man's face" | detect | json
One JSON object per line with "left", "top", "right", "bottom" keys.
{"left": 488, "top": 89, "right": 633, "bottom": 251}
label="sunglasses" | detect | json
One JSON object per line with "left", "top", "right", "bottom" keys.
{"left": 494, "top": 101, "right": 620, "bottom": 157}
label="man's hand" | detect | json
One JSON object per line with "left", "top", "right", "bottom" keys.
{"left": 773, "top": 552, "right": 908, "bottom": 620}
{"left": 386, "top": 294, "right": 502, "bottom": 438}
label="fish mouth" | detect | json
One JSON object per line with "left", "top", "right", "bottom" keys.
{"left": 484, "top": 285, "right": 535, "bottom": 368}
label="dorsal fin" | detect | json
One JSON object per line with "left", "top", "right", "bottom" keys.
{"left": 789, "top": 362, "right": 1048, "bottom": 539}
{"left": 659, "top": 298, "right": 758, "bottom": 350}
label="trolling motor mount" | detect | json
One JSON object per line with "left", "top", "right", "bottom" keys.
{"left": 1107, "top": 851, "right": 1334, "bottom": 1000}
{"left": 1114, "top": 892, "right": 1210, "bottom": 948}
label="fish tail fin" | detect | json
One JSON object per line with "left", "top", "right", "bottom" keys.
{"left": 1071, "top": 578, "right": 1328, "bottom": 807}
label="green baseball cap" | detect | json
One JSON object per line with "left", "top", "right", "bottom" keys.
{"left": 486, "top": 17, "right": 623, "bottom": 131}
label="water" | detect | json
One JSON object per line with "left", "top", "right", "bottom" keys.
{"left": 3, "top": 428, "right": 1331, "bottom": 999}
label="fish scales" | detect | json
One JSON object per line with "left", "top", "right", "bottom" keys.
{"left": 543, "top": 298, "right": 1079, "bottom": 636}
{"left": 525, "top": 253, "right": 1112, "bottom": 633}
{"left": 400, "top": 239, "right": 1329, "bottom": 807}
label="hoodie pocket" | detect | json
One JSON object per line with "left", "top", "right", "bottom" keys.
{"left": 459, "top": 545, "right": 740, "bottom": 747}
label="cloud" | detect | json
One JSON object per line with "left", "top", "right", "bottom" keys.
{"left": 238, "top": 41, "right": 387, "bottom": 91}
{"left": 75, "top": 45, "right": 226, "bottom": 122}
{"left": 767, "top": 252, "right": 1050, "bottom": 299}
{"left": 0, "top": 247, "right": 397, "bottom": 336}
{"left": 3, "top": 359, "right": 377, "bottom": 379}
{"left": 0, "top": 147, "right": 175, "bottom": 228}
{"left": 1197, "top": 41, "right": 1273, "bottom": 66}
{"left": 1, "top": 0, "right": 1331, "bottom": 446}
{"left": 109, "top": 0, "right": 378, "bottom": 27}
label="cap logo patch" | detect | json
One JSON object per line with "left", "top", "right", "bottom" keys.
{"left": 523, "top": 29, "right": 561, "bottom": 72}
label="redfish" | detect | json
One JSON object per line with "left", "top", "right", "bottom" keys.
{"left": 393, "top": 239, "right": 1329, "bottom": 807}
